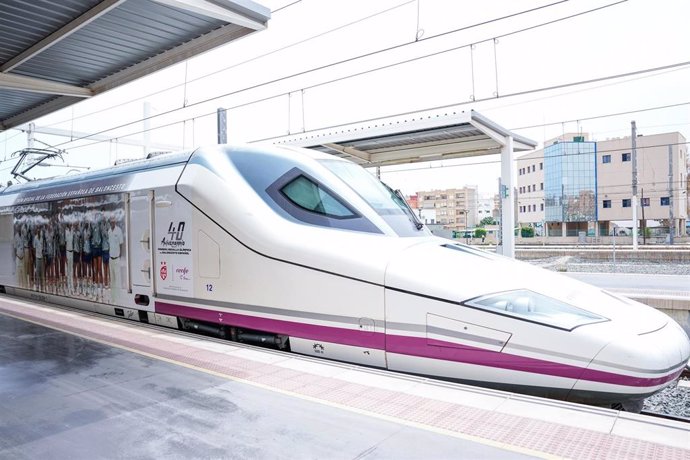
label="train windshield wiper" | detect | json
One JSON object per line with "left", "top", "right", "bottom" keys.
{"left": 382, "top": 182, "right": 423, "bottom": 231}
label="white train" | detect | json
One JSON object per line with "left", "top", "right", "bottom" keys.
{"left": 0, "top": 144, "right": 688, "bottom": 411}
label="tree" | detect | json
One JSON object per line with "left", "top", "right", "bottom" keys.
{"left": 474, "top": 228, "right": 487, "bottom": 239}
{"left": 520, "top": 226, "right": 534, "bottom": 238}
{"left": 479, "top": 216, "right": 495, "bottom": 227}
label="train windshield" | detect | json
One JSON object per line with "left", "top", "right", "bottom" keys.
{"left": 321, "top": 159, "right": 423, "bottom": 237}
{"left": 466, "top": 289, "right": 607, "bottom": 330}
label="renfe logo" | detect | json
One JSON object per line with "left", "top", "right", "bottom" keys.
{"left": 176, "top": 266, "right": 190, "bottom": 280}
{"left": 160, "top": 261, "right": 168, "bottom": 280}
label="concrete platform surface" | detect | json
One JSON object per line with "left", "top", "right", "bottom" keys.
{"left": 1, "top": 296, "right": 689, "bottom": 459}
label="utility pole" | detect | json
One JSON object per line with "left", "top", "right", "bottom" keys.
{"left": 668, "top": 144, "right": 675, "bottom": 244}
{"left": 217, "top": 108, "right": 227, "bottom": 144}
{"left": 27, "top": 122, "right": 35, "bottom": 149}
{"left": 641, "top": 188, "right": 646, "bottom": 245}
{"left": 631, "top": 121, "right": 638, "bottom": 250}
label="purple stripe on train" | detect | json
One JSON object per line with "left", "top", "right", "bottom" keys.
{"left": 156, "top": 301, "right": 385, "bottom": 349}
{"left": 388, "top": 335, "right": 681, "bottom": 387}
{"left": 156, "top": 301, "right": 681, "bottom": 388}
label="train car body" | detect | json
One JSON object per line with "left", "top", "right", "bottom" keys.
{"left": 0, "top": 144, "right": 688, "bottom": 411}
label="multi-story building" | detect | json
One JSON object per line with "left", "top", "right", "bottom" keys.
{"left": 517, "top": 131, "right": 688, "bottom": 238}
{"left": 597, "top": 132, "right": 687, "bottom": 236}
{"left": 405, "top": 194, "right": 419, "bottom": 210}
{"left": 417, "top": 187, "right": 478, "bottom": 231}
{"left": 516, "top": 146, "right": 547, "bottom": 235}
{"left": 477, "top": 193, "right": 498, "bottom": 224}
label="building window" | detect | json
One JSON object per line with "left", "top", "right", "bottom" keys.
{"left": 540, "top": 162, "right": 543, "bottom": 170}
{"left": 527, "top": 185, "right": 531, "bottom": 193}
{"left": 660, "top": 196, "right": 670, "bottom": 206}
{"left": 531, "top": 165, "right": 536, "bottom": 172}
{"left": 540, "top": 203, "right": 544, "bottom": 211}
{"left": 603, "top": 200, "right": 611, "bottom": 208}
{"left": 622, "top": 199, "right": 631, "bottom": 208}
{"left": 540, "top": 182, "right": 544, "bottom": 190}
{"left": 622, "top": 152, "right": 631, "bottom": 162}
{"left": 602, "top": 154, "right": 611, "bottom": 164}
{"left": 641, "top": 197, "right": 650, "bottom": 207}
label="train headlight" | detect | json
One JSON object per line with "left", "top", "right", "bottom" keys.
{"left": 465, "top": 289, "right": 608, "bottom": 331}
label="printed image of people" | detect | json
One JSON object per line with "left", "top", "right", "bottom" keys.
{"left": 11, "top": 193, "right": 127, "bottom": 305}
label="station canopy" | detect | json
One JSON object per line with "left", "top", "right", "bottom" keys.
{"left": 0, "top": 0, "right": 270, "bottom": 132}
{"left": 267, "top": 109, "right": 537, "bottom": 167}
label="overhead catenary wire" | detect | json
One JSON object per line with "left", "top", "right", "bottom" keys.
{"left": 511, "top": 100, "right": 690, "bottom": 132}
{"left": 4, "top": 0, "right": 688, "bottom": 197}
{"left": 376, "top": 140, "right": 690, "bottom": 176}
{"left": 34, "top": 0, "right": 419, "bottom": 130}
{"left": 36, "top": 0, "right": 571, "bottom": 133}
{"left": 41, "top": 0, "right": 615, "bottom": 151}
{"left": 63, "top": 55, "right": 689, "bottom": 157}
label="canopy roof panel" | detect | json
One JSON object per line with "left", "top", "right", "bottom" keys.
{"left": 0, "top": 0, "right": 270, "bottom": 131}
{"left": 265, "top": 109, "right": 537, "bottom": 167}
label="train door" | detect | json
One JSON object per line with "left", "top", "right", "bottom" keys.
{"left": 152, "top": 189, "right": 195, "bottom": 299}
{"left": 128, "top": 191, "right": 154, "bottom": 299}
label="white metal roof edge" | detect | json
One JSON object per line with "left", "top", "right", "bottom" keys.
{"left": 262, "top": 110, "right": 473, "bottom": 147}
{"left": 259, "top": 108, "right": 537, "bottom": 152}
{"left": 470, "top": 111, "right": 537, "bottom": 151}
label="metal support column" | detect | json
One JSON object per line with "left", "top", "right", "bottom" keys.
{"left": 500, "top": 135, "right": 515, "bottom": 258}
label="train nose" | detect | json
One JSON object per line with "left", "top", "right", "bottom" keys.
{"left": 571, "top": 320, "right": 690, "bottom": 404}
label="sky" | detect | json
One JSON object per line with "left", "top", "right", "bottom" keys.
{"left": 1, "top": 0, "right": 689, "bottom": 198}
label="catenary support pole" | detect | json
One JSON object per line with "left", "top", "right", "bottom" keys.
{"left": 217, "top": 108, "right": 227, "bottom": 144}
{"left": 669, "top": 144, "right": 674, "bottom": 244}
{"left": 631, "top": 121, "right": 638, "bottom": 250}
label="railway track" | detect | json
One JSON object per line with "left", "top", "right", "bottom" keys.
{"left": 640, "top": 410, "right": 690, "bottom": 424}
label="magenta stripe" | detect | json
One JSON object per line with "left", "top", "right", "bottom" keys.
{"left": 155, "top": 301, "right": 681, "bottom": 388}
{"left": 387, "top": 335, "right": 682, "bottom": 387}
{"left": 156, "top": 301, "right": 385, "bottom": 349}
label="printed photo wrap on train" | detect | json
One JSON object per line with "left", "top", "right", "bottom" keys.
{"left": 8, "top": 192, "right": 127, "bottom": 304}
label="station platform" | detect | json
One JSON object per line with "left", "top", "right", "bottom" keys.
{"left": 1, "top": 295, "right": 689, "bottom": 459}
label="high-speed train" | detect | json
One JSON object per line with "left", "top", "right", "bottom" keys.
{"left": 0, "top": 144, "right": 688, "bottom": 411}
